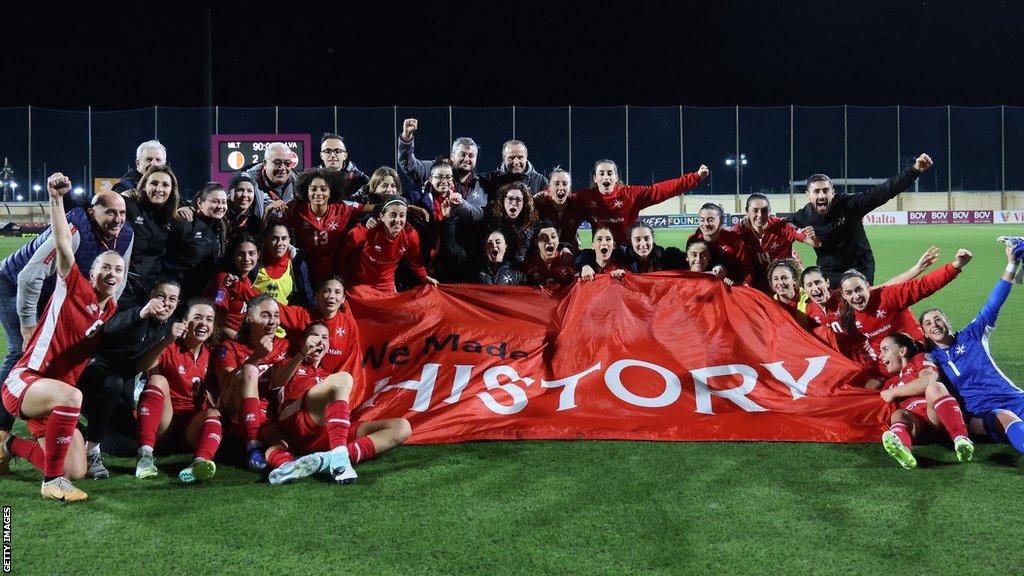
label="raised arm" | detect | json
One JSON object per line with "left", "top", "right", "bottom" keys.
{"left": 971, "top": 242, "right": 1019, "bottom": 329}
{"left": 47, "top": 173, "right": 76, "bottom": 278}
{"left": 880, "top": 245, "right": 939, "bottom": 287}
{"left": 846, "top": 154, "right": 932, "bottom": 217}
{"left": 397, "top": 118, "right": 432, "bottom": 186}
{"left": 633, "top": 165, "right": 709, "bottom": 208}
{"left": 880, "top": 249, "right": 971, "bottom": 310}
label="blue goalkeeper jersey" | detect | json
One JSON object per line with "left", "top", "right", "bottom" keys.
{"left": 930, "top": 278, "right": 1020, "bottom": 416}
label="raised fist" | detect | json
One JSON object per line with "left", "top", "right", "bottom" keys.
{"left": 301, "top": 334, "right": 323, "bottom": 357}
{"left": 914, "top": 153, "right": 934, "bottom": 172}
{"left": 952, "top": 248, "right": 973, "bottom": 269}
{"left": 170, "top": 322, "right": 187, "bottom": 339}
{"left": 140, "top": 297, "right": 167, "bottom": 319}
{"left": 47, "top": 173, "right": 72, "bottom": 199}
{"left": 254, "top": 335, "right": 275, "bottom": 357}
{"left": 697, "top": 165, "right": 710, "bottom": 179}
{"left": 402, "top": 118, "right": 419, "bottom": 140}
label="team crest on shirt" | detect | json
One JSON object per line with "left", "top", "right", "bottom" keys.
{"left": 328, "top": 221, "right": 339, "bottom": 231}
{"left": 875, "top": 309, "right": 887, "bottom": 318}
{"left": 86, "top": 303, "right": 99, "bottom": 315}
{"left": 194, "top": 231, "right": 203, "bottom": 239}
{"left": 297, "top": 367, "right": 307, "bottom": 376}
{"left": 769, "top": 242, "right": 780, "bottom": 251}
{"left": 177, "top": 365, "right": 186, "bottom": 375}
{"left": 134, "top": 216, "right": 145, "bottom": 225}
{"left": 612, "top": 200, "right": 624, "bottom": 209}
{"left": 335, "top": 327, "right": 346, "bottom": 337}
{"left": 373, "top": 245, "right": 382, "bottom": 252}
{"left": 954, "top": 344, "right": 966, "bottom": 356}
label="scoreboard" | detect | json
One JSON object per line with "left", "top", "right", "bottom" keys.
{"left": 210, "top": 133, "right": 312, "bottom": 187}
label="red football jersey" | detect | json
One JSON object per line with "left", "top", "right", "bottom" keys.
{"left": 686, "top": 229, "right": 754, "bottom": 285}
{"left": 734, "top": 216, "right": 807, "bottom": 292}
{"left": 215, "top": 337, "right": 291, "bottom": 394}
{"left": 206, "top": 271, "right": 259, "bottom": 332}
{"left": 342, "top": 224, "right": 428, "bottom": 292}
{"left": 11, "top": 263, "right": 116, "bottom": 387}
{"left": 155, "top": 340, "right": 211, "bottom": 413}
{"left": 534, "top": 195, "right": 586, "bottom": 251}
{"left": 574, "top": 172, "right": 702, "bottom": 246}
{"left": 278, "top": 304, "right": 360, "bottom": 374}
{"left": 276, "top": 363, "right": 331, "bottom": 420}
{"left": 852, "top": 264, "right": 960, "bottom": 361}
{"left": 882, "top": 353, "right": 937, "bottom": 410}
{"left": 286, "top": 201, "right": 362, "bottom": 287}
{"left": 521, "top": 253, "right": 577, "bottom": 289}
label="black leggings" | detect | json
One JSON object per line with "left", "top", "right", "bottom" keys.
{"left": 78, "top": 364, "right": 132, "bottom": 444}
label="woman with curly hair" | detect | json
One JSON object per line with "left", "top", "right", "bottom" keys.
{"left": 485, "top": 182, "right": 537, "bottom": 266}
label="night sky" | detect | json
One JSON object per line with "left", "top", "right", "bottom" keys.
{"left": 3, "top": 1, "right": 1022, "bottom": 109}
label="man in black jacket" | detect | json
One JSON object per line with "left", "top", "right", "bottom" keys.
{"left": 790, "top": 153, "right": 933, "bottom": 285}
{"left": 479, "top": 140, "right": 550, "bottom": 197}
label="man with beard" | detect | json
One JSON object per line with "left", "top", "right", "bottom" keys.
{"left": 397, "top": 118, "right": 487, "bottom": 219}
{"left": 317, "top": 133, "right": 369, "bottom": 201}
{"left": 242, "top": 142, "right": 299, "bottom": 217}
{"left": 790, "top": 153, "right": 933, "bottom": 285}
{"left": 480, "top": 140, "right": 550, "bottom": 196}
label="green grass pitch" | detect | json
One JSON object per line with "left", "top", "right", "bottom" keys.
{"left": 1, "top": 225, "right": 1023, "bottom": 576}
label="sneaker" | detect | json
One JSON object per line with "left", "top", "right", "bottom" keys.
{"left": 328, "top": 448, "right": 358, "bottom": 485}
{"left": 41, "top": 476, "right": 88, "bottom": 503}
{"left": 135, "top": 452, "right": 158, "bottom": 479}
{"left": 268, "top": 453, "right": 324, "bottom": 486}
{"left": 86, "top": 449, "right": 110, "bottom": 480}
{"left": 954, "top": 436, "right": 975, "bottom": 462}
{"left": 0, "top": 431, "right": 11, "bottom": 476}
{"left": 247, "top": 447, "right": 268, "bottom": 472}
{"left": 179, "top": 460, "right": 217, "bottom": 484}
{"left": 882, "top": 431, "right": 918, "bottom": 470}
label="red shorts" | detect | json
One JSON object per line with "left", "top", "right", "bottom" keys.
{"left": 155, "top": 410, "right": 204, "bottom": 454}
{"left": 1, "top": 367, "right": 43, "bottom": 418}
{"left": 278, "top": 397, "right": 357, "bottom": 454}
{"left": 900, "top": 399, "right": 944, "bottom": 439}
{"left": 4, "top": 368, "right": 59, "bottom": 438}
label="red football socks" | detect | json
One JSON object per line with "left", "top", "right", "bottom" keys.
{"left": 11, "top": 436, "right": 44, "bottom": 471}
{"left": 348, "top": 436, "right": 376, "bottom": 464}
{"left": 194, "top": 416, "right": 222, "bottom": 461}
{"left": 44, "top": 406, "right": 80, "bottom": 478}
{"left": 934, "top": 394, "right": 969, "bottom": 440}
{"left": 136, "top": 385, "right": 165, "bottom": 450}
{"left": 889, "top": 421, "right": 912, "bottom": 449}
{"left": 325, "top": 400, "right": 351, "bottom": 451}
{"left": 239, "top": 397, "right": 261, "bottom": 443}
{"left": 266, "top": 448, "right": 294, "bottom": 469}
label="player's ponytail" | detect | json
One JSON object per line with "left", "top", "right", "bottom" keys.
{"left": 887, "top": 332, "right": 921, "bottom": 359}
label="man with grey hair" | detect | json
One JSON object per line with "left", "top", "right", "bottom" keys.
{"left": 398, "top": 118, "right": 486, "bottom": 218}
{"left": 480, "top": 139, "right": 549, "bottom": 196}
{"left": 112, "top": 140, "right": 168, "bottom": 193}
{"left": 240, "top": 142, "right": 299, "bottom": 217}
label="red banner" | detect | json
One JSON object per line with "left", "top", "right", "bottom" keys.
{"left": 347, "top": 273, "right": 888, "bottom": 444}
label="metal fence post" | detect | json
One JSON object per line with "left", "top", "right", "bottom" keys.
{"left": 947, "top": 105, "right": 952, "bottom": 209}
{"left": 87, "top": 106, "right": 93, "bottom": 193}
{"left": 26, "top": 106, "right": 31, "bottom": 200}
{"left": 624, "top": 105, "right": 630, "bottom": 184}
{"left": 734, "top": 106, "right": 740, "bottom": 212}
{"left": 789, "top": 105, "right": 794, "bottom": 212}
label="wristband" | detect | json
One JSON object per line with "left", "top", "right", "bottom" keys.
{"left": 1007, "top": 262, "right": 1018, "bottom": 273}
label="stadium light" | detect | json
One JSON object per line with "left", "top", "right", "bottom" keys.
{"left": 9, "top": 182, "right": 16, "bottom": 190}
{"left": 15, "top": 195, "right": 23, "bottom": 201}
{"left": 32, "top": 184, "right": 41, "bottom": 192}
{"left": 725, "top": 158, "right": 735, "bottom": 166}
{"left": 73, "top": 187, "right": 84, "bottom": 195}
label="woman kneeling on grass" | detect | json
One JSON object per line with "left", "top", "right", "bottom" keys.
{"left": 133, "top": 300, "right": 223, "bottom": 483}
{"left": 878, "top": 332, "right": 973, "bottom": 469}
{"left": 265, "top": 323, "right": 411, "bottom": 485}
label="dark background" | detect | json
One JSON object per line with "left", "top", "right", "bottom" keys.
{"left": 3, "top": 1, "right": 1022, "bottom": 108}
